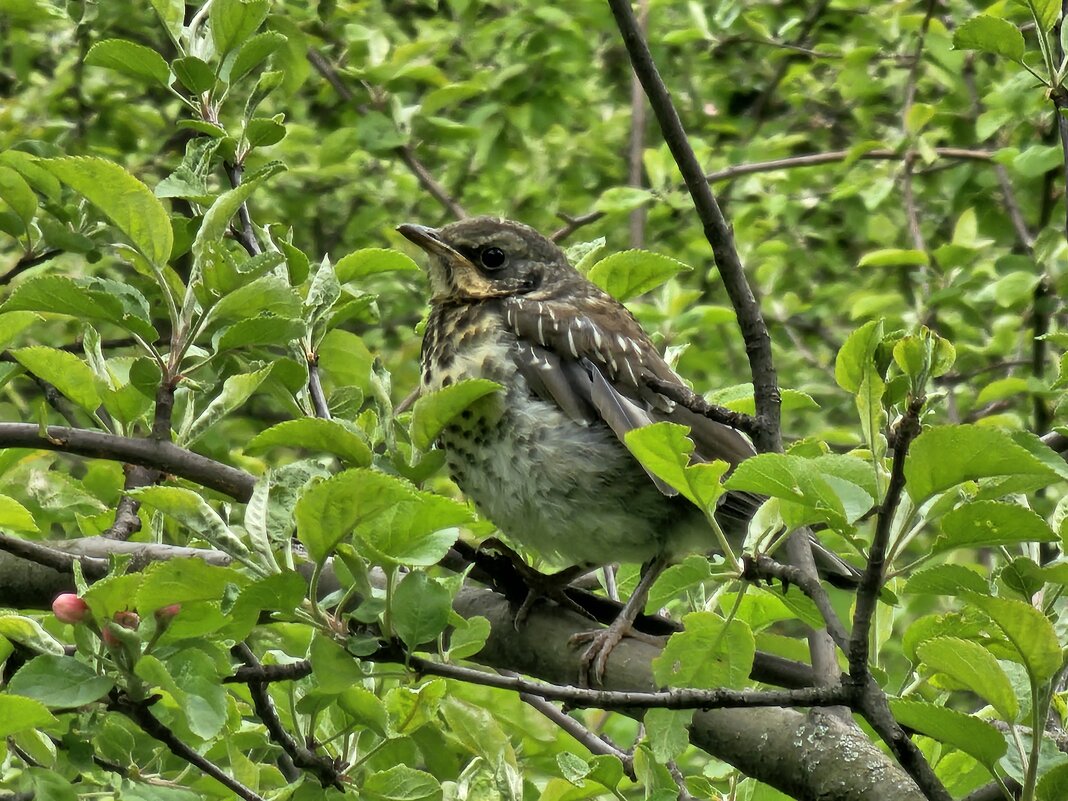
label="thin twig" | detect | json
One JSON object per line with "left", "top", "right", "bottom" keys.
{"left": 644, "top": 375, "right": 758, "bottom": 434}
{"left": 848, "top": 395, "right": 924, "bottom": 682}
{"left": 606, "top": 0, "right": 781, "bottom": 453}
{"left": 0, "top": 423, "right": 255, "bottom": 501}
{"left": 741, "top": 555, "right": 849, "bottom": 649}
{"left": 233, "top": 643, "right": 344, "bottom": 788}
{"left": 109, "top": 691, "right": 267, "bottom": 801}
{"left": 225, "top": 162, "right": 262, "bottom": 257}
{"left": 228, "top": 652, "right": 850, "bottom": 711}
{"left": 307, "top": 353, "right": 331, "bottom": 420}
{"left": 306, "top": 48, "right": 466, "bottom": 220}
{"left": 511, "top": 675, "right": 636, "bottom": 780}
{"left": 551, "top": 147, "right": 994, "bottom": 242}
{"left": 627, "top": 0, "right": 650, "bottom": 248}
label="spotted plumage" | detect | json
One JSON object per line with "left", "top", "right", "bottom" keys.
{"left": 400, "top": 216, "right": 858, "bottom": 682}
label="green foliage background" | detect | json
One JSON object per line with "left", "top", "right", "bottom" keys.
{"left": 1, "top": 1, "right": 1067, "bottom": 800}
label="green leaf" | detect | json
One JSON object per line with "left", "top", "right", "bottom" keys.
{"left": 644, "top": 708, "right": 693, "bottom": 763}
{"left": 409, "top": 379, "right": 503, "bottom": 451}
{"left": 902, "top": 564, "right": 988, "bottom": 596}
{"left": 593, "top": 186, "right": 654, "bottom": 214}
{"left": 129, "top": 486, "right": 250, "bottom": 556}
{"left": 355, "top": 491, "right": 470, "bottom": 567}
{"left": 916, "top": 637, "right": 1018, "bottom": 721}
{"left": 336, "top": 248, "right": 420, "bottom": 281}
{"left": 651, "top": 612, "right": 754, "bottom": 689}
{"left": 150, "top": 0, "right": 184, "bottom": 41}
{"left": 445, "top": 614, "right": 490, "bottom": 660}
{"left": 962, "top": 591, "right": 1062, "bottom": 683}
{"left": 1038, "top": 763, "right": 1068, "bottom": 801}
{"left": 309, "top": 632, "right": 366, "bottom": 693}
{"left": 0, "top": 494, "right": 38, "bottom": 532}
{"left": 247, "top": 418, "right": 372, "bottom": 466}
{"left": 10, "top": 346, "right": 101, "bottom": 413}
{"left": 857, "top": 249, "right": 929, "bottom": 268}
{"left": 385, "top": 679, "right": 446, "bottom": 736}
{"left": 215, "top": 315, "right": 306, "bottom": 351}
{"left": 182, "top": 364, "right": 274, "bottom": 445}
{"left": 835, "top": 319, "right": 884, "bottom": 391}
{"left": 952, "top": 15, "right": 1024, "bottom": 62}
{"left": 624, "top": 422, "right": 727, "bottom": 509}
{"left": 391, "top": 572, "right": 451, "bottom": 650}
{"left": 246, "top": 115, "right": 286, "bottom": 147}
{"left": 134, "top": 559, "right": 246, "bottom": 614}
{"left": 0, "top": 695, "right": 57, "bottom": 737}
{"left": 0, "top": 311, "right": 37, "bottom": 350}
{"left": 41, "top": 157, "right": 172, "bottom": 268}
{"left": 905, "top": 425, "right": 1061, "bottom": 502}
{"left": 1013, "top": 145, "right": 1063, "bottom": 178}
{"left": 171, "top": 56, "right": 215, "bottom": 94}
{"left": 933, "top": 501, "right": 1055, "bottom": 553}
{"left": 84, "top": 39, "right": 171, "bottom": 87}
{"left": 724, "top": 453, "right": 846, "bottom": 530}
{"left": 363, "top": 765, "right": 442, "bottom": 801}
{"left": 587, "top": 250, "right": 691, "bottom": 301}
{"left": 8, "top": 654, "right": 114, "bottom": 708}
{"left": 81, "top": 574, "right": 143, "bottom": 620}
{"left": 1026, "top": 0, "right": 1060, "bottom": 32}
{"left": 191, "top": 162, "right": 285, "bottom": 270}
{"left": 0, "top": 613, "right": 65, "bottom": 655}
{"left": 0, "top": 164, "right": 37, "bottom": 235}
{"left": 227, "top": 31, "right": 287, "bottom": 83}
{"left": 203, "top": 276, "right": 302, "bottom": 333}
{"left": 888, "top": 699, "right": 1006, "bottom": 767}
{"left": 296, "top": 469, "right": 415, "bottom": 562}
{"left": 211, "top": 0, "right": 269, "bottom": 57}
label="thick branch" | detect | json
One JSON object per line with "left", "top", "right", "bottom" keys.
{"left": 606, "top": 0, "right": 781, "bottom": 453}
{"left": 0, "top": 423, "right": 255, "bottom": 501}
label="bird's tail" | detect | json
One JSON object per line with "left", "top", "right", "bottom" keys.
{"left": 716, "top": 489, "right": 862, "bottom": 590}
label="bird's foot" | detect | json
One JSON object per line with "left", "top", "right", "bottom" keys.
{"left": 478, "top": 538, "right": 595, "bottom": 627}
{"left": 570, "top": 620, "right": 663, "bottom": 686}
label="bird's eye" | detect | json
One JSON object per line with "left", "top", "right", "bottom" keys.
{"left": 480, "top": 247, "right": 507, "bottom": 270}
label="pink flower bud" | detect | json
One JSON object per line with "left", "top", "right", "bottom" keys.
{"left": 113, "top": 611, "right": 140, "bottom": 630}
{"left": 101, "top": 624, "right": 121, "bottom": 647}
{"left": 154, "top": 604, "right": 181, "bottom": 623}
{"left": 52, "top": 594, "right": 89, "bottom": 624}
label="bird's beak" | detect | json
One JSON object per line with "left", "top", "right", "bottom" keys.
{"left": 397, "top": 222, "right": 499, "bottom": 301}
{"left": 397, "top": 223, "right": 462, "bottom": 263}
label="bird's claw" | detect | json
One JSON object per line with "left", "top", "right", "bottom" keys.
{"left": 570, "top": 625, "right": 627, "bottom": 686}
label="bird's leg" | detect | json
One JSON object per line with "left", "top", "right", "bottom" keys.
{"left": 571, "top": 555, "right": 670, "bottom": 686}
{"left": 478, "top": 537, "right": 597, "bottom": 626}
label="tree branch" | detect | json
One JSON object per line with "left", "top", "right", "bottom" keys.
{"left": 0, "top": 423, "right": 255, "bottom": 501}
{"left": 306, "top": 48, "right": 467, "bottom": 220}
{"left": 606, "top": 0, "right": 781, "bottom": 453}
{"left": 0, "top": 248, "right": 62, "bottom": 286}
{"left": 108, "top": 691, "right": 268, "bottom": 801}
{"left": 550, "top": 148, "right": 994, "bottom": 243}
{"left": 232, "top": 643, "right": 344, "bottom": 788}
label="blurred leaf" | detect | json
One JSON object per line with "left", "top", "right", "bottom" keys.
{"left": 85, "top": 39, "right": 171, "bottom": 86}
{"left": 952, "top": 15, "right": 1024, "bottom": 62}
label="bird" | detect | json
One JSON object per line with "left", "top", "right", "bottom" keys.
{"left": 398, "top": 216, "right": 859, "bottom": 684}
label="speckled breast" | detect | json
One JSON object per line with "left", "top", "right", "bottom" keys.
{"left": 420, "top": 301, "right": 704, "bottom": 568}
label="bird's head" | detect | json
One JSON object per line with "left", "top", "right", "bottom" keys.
{"left": 398, "top": 216, "right": 576, "bottom": 303}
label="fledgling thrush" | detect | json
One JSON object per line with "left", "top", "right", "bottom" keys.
{"left": 399, "top": 217, "right": 858, "bottom": 683}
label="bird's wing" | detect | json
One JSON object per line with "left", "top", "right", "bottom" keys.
{"left": 504, "top": 290, "right": 757, "bottom": 497}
